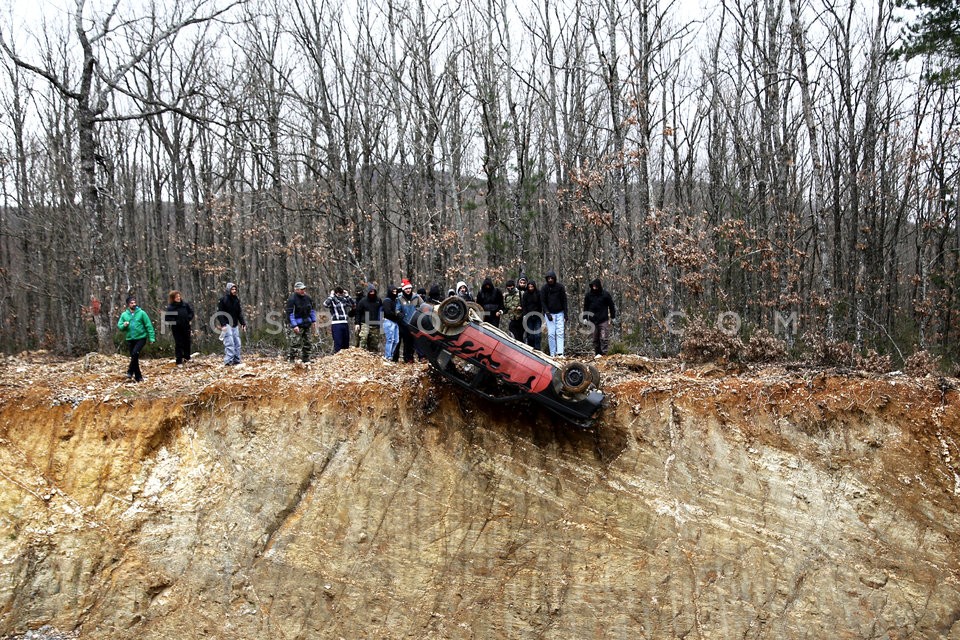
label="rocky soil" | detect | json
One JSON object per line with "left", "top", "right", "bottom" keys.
{"left": 0, "top": 350, "right": 959, "bottom": 638}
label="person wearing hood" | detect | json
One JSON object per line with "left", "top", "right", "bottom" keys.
{"left": 582, "top": 278, "right": 617, "bottom": 356}
{"left": 323, "top": 285, "right": 355, "bottom": 355}
{"left": 540, "top": 271, "right": 568, "bottom": 357}
{"left": 286, "top": 281, "right": 318, "bottom": 362}
{"left": 382, "top": 284, "right": 401, "bottom": 361}
{"left": 476, "top": 277, "right": 505, "bottom": 327}
{"left": 427, "top": 284, "right": 443, "bottom": 305}
{"left": 216, "top": 282, "right": 246, "bottom": 365}
{"left": 503, "top": 279, "right": 524, "bottom": 341}
{"left": 455, "top": 281, "right": 473, "bottom": 302}
{"left": 118, "top": 294, "right": 155, "bottom": 382}
{"left": 354, "top": 284, "right": 383, "bottom": 353}
{"left": 395, "top": 279, "right": 425, "bottom": 363}
{"left": 521, "top": 280, "right": 543, "bottom": 351}
{"left": 163, "top": 290, "right": 194, "bottom": 366}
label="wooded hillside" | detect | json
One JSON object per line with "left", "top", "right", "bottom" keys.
{"left": 0, "top": 0, "right": 957, "bottom": 364}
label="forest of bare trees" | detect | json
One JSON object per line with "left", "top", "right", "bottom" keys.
{"left": 0, "top": 0, "right": 957, "bottom": 363}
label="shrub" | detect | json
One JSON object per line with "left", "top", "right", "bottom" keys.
{"left": 680, "top": 319, "right": 744, "bottom": 364}
{"left": 743, "top": 328, "right": 787, "bottom": 363}
{"left": 904, "top": 350, "right": 941, "bottom": 377}
{"left": 861, "top": 349, "right": 893, "bottom": 374}
{"left": 801, "top": 333, "right": 860, "bottom": 367}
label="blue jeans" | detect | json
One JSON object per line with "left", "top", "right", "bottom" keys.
{"left": 383, "top": 319, "right": 399, "bottom": 360}
{"left": 222, "top": 325, "right": 241, "bottom": 364}
{"left": 545, "top": 311, "right": 565, "bottom": 356}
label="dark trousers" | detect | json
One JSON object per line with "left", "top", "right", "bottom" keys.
{"left": 172, "top": 326, "right": 191, "bottom": 364}
{"left": 331, "top": 323, "right": 350, "bottom": 353}
{"left": 126, "top": 338, "right": 146, "bottom": 380}
{"left": 398, "top": 324, "right": 416, "bottom": 362}
{"left": 593, "top": 320, "right": 611, "bottom": 355}
{"left": 508, "top": 319, "right": 524, "bottom": 342}
{"left": 524, "top": 318, "right": 542, "bottom": 352}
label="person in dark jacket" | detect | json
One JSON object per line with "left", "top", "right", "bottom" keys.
{"left": 395, "top": 280, "right": 425, "bottom": 363}
{"left": 540, "top": 271, "right": 568, "bottom": 356}
{"left": 216, "top": 282, "right": 246, "bottom": 365}
{"left": 582, "top": 278, "right": 617, "bottom": 356}
{"left": 118, "top": 294, "right": 156, "bottom": 382}
{"left": 163, "top": 290, "right": 194, "bottom": 365}
{"left": 521, "top": 280, "right": 543, "bottom": 351}
{"left": 476, "top": 277, "right": 505, "bottom": 327}
{"left": 286, "top": 281, "right": 318, "bottom": 362}
{"left": 323, "top": 286, "right": 355, "bottom": 354}
{"left": 427, "top": 284, "right": 443, "bottom": 305}
{"left": 354, "top": 284, "right": 383, "bottom": 353}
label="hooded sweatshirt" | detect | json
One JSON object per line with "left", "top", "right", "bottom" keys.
{"left": 355, "top": 286, "right": 383, "bottom": 325}
{"left": 475, "top": 277, "right": 504, "bottom": 318}
{"left": 521, "top": 281, "right": 542, "bottom": 318}
{"left": 540, "top": 271, "right": 568, "bottom": 316}
{"left": 217, "top": 283, "right": 246, "bottom": 328}
{"left": 583, "top": 278, "right": 616, "bottom": 325}
{"left": 455, "top": 280, "right": 474, "bottom": 302}
{"left": 382, "top": 285, "right": 400, "bottom": 323}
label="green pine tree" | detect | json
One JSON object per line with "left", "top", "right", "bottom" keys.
{"left": 895, "top": 0, "right": 960, "bottom": 83}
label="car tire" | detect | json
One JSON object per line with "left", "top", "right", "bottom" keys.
{"left": 438, "top": 297, "right": 468, "bottom": 328}
{"left": 587, "top": 363, "right": 601, "bottom": 387}
{"left": 559, "top": 362, "right": 592, "bottom": 395}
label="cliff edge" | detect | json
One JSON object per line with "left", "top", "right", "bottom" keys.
{"left": 1, "top": 351, "right": 958, "bottom": 638}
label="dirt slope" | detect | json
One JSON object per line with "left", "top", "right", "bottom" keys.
{"left": 1, "top": 350, "right": 959, "bottom": 639}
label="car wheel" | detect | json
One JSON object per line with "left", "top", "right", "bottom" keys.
{"left": 559, "top": 362, "right": 592, "bottom": 395}
{"left": 587, "top": 363, "right": 601, "bottom": 387}
{"left": 438, "top": 297, "right": 468, "bottom": 327}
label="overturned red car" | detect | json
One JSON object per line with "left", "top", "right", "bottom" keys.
{"left": 404, "top": 297, "right": 605, "bottom": 428}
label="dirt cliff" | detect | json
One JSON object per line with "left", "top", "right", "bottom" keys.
{"left": 1, "top": 351, "right": 959, "bottom": 639}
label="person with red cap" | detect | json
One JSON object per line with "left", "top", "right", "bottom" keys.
{"left": 395, "top": 279, "right": 425, "bottom": 363}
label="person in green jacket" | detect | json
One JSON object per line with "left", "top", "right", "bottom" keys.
{"left": 117, "top": 295, "right": 155, "bottom": 382}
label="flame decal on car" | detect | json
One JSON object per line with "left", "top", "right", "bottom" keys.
{"left": 455, "top": 339, "right": 503, "bottom": 369}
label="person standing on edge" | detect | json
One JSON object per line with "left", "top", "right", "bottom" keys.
{"left": 540, "top": 271, "right": 568, "bottom": 357}
{"left": 323, "top": 286, "right": 355, "bottom": 354}
{"left": 503, "top": 279, "right": 524, "bottom": 341}
{"left": 521, "top": 280, "right": 543, "bottom": 351}
{"left": 382, "top": 284, "right": 401, "bottom": 361}
{"left": 354, "top": 284, "right": 383, "bottom": 353}
{"left": 164, "top": 290, "right": 194, "bottom": 366}
{"left": 286, "top": 281, "right": 317, "bottom": 362}
{"left": 217, "top": 282, "right": 246, "bottom": 366}
{"left": 395, "top": 280, "right": 425, "bottom": 363}
{"left": 118, "top": 295, "right": 155, "bottom": 382}
{"left": 476, "top": 277, "right": 505, "bottom": 327}
{"left": 582, "top": 278, "right": 617, "bottom": 356}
